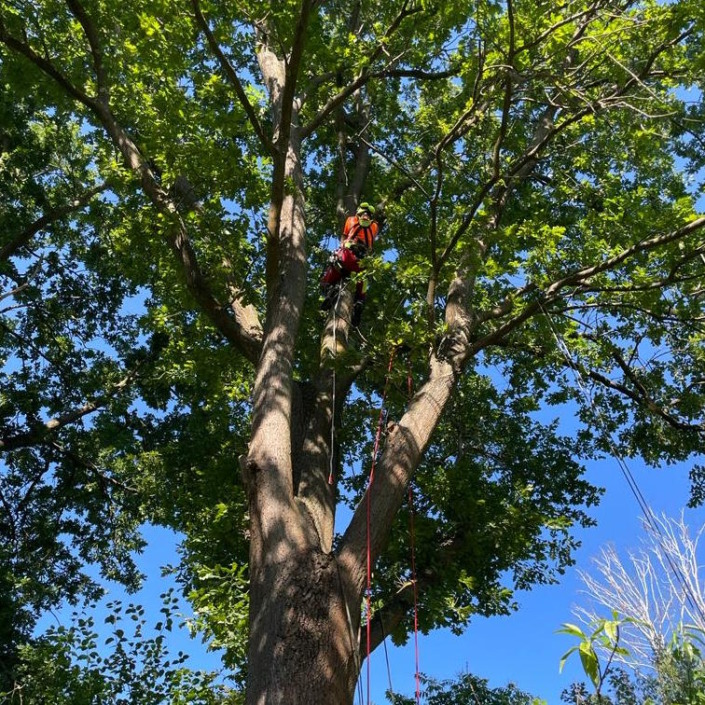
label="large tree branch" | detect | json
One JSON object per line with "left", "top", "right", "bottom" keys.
{"left": 0, "top": 183, "right": 109, "bottom": 263}
{"left": 276, "top": 0, "right": 313, "bottom": 154}
{"left": 563, "top": 355, "right": 705, "bottom": 436}
{"left": 191, "top": 0, "right": 273, "bottom": 153}
{"left": 256, "top": 2, "right": 312, "bottom": 295}
{"left": 338, "top": 354, "right": 458, "bottom": 597}
{"left": 462, "top": 215, "right": 705, "bottom": 366}
{"left": 2, "top": 17, "right": 264, "bottom": 363}
{"left": 337, "top": 275, "right": 474, "bottom": 595}
{"left": 300, "top": 0, "right": 422, "bottom": 139}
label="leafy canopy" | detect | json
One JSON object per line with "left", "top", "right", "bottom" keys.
{"left": 1, "top": 0, "right": 704, "bottom": 692}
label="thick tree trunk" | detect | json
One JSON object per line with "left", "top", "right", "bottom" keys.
{"left": 246, "top": 11, "right": 468, "bottom": 700}
{"left": 247, "top": 544, "right": 360, "bottom": 705}
{"left": 247, "top": 32, "right": 363, "bottom": 701}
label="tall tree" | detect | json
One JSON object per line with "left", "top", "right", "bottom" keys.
{"left": 1, "top": 1, "right": 704, "bottom": 702}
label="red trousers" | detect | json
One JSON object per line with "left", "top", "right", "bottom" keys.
{"left": 321, "top": 247, "right": 365, "bottom": 300}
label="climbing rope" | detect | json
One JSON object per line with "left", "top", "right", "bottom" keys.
{"left": 328, "top": 285, "right": 344, "bottom": 485}
{"left": 327, "top": 326, "right": 421, "bottom": 702}
{"left": 539, "top": 299, "right": 705, "bottom": 626}
{"left": 408, "top": 485, "right": 421, "bottom": 705}
{"left": 360, "top": 351, "right": 422, "bottom": 705}
{"left": 406, "top": 363, "right": 421, "bottom": 705}
{"left": 366, "top": 351, "right": 397, "bottom": 705}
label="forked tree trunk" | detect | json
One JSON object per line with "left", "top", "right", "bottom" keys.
{"left": 246, "top": 20, "right": 465, "bottom": 700}
{"left": 244, "top": 157, "right": 362, "bottom": 701}
{"left": 243, "top": 57, "right": 362, "bottom": 695}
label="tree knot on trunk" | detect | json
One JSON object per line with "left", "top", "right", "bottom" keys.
{"left": 435, "top": 328, "right": 470, "bottom": 372}
{"left": 240, "top": 454, "right": 261, "bottom": 496}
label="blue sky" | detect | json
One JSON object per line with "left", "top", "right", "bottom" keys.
{"left": 53, "top": 450, "right": 701, "bottom": 704}
{"left": 374, "top": 456, "right": 702, "bottom": 704}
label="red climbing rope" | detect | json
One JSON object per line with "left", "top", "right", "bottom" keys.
{"left": 366, "top": 351, "right": 396, "bottom": 705}
{"left": 408, "top": 484, "right": 421, "bottom": 704}
{"left": 362, "top": 351, "right": 422, "bottom": 705}
{"left": 406, "top": 364, "right": 421, "bottom": 705}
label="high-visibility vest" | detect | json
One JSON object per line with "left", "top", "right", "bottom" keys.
{"left": 343, "top": 216, "right": 378, "bottom": 252}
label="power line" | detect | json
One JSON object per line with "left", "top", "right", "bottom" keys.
{"left": 539, "top": 299, "right": 705, "bottom": 626}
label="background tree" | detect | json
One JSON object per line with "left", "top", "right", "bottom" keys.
{"left": 390, "top": 671, "right": 542, "bottom": 705}
{"left": 577, "top": 513, "right": 705, "bottom": 665}
{"left": 3, "top": 592, "right": 239, "bottom": 704}
{"left": 1, "top": 1, "right": 705, "bottom": 703}
{"left": 571, "top": 513, "right": 705, "bottom": 703}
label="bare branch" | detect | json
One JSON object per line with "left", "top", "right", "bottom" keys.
{"left": 0, "top": 183, "right": 110, "bottom": 263}
{"left": 568, "top": 357, "right": 705, "bottom": 435}
{"left": 65, "top": 0, "right": 109, "bottom": 104}
{"left": 576, "top": 514, "right": 705, "bottom": 666}
{"left": 191, "top": 0, "right": 273, "bottom": 153}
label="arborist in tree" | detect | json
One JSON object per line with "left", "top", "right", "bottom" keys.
{"left": 320, "top": 202, "right": 379, "bottom": 327}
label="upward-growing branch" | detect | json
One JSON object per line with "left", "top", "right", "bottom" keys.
{"left": 191, "top": 0, "right": 273, "bottom": 154}
{"left": 276, "top": 0, "right": 313, "bottom": 155}
{"left": 0, "top": 14, "right": 264, "bottom": 364}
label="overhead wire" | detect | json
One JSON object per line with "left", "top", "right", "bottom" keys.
{"left": 538, "top": 298, "right": 705, "bottom": 627}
